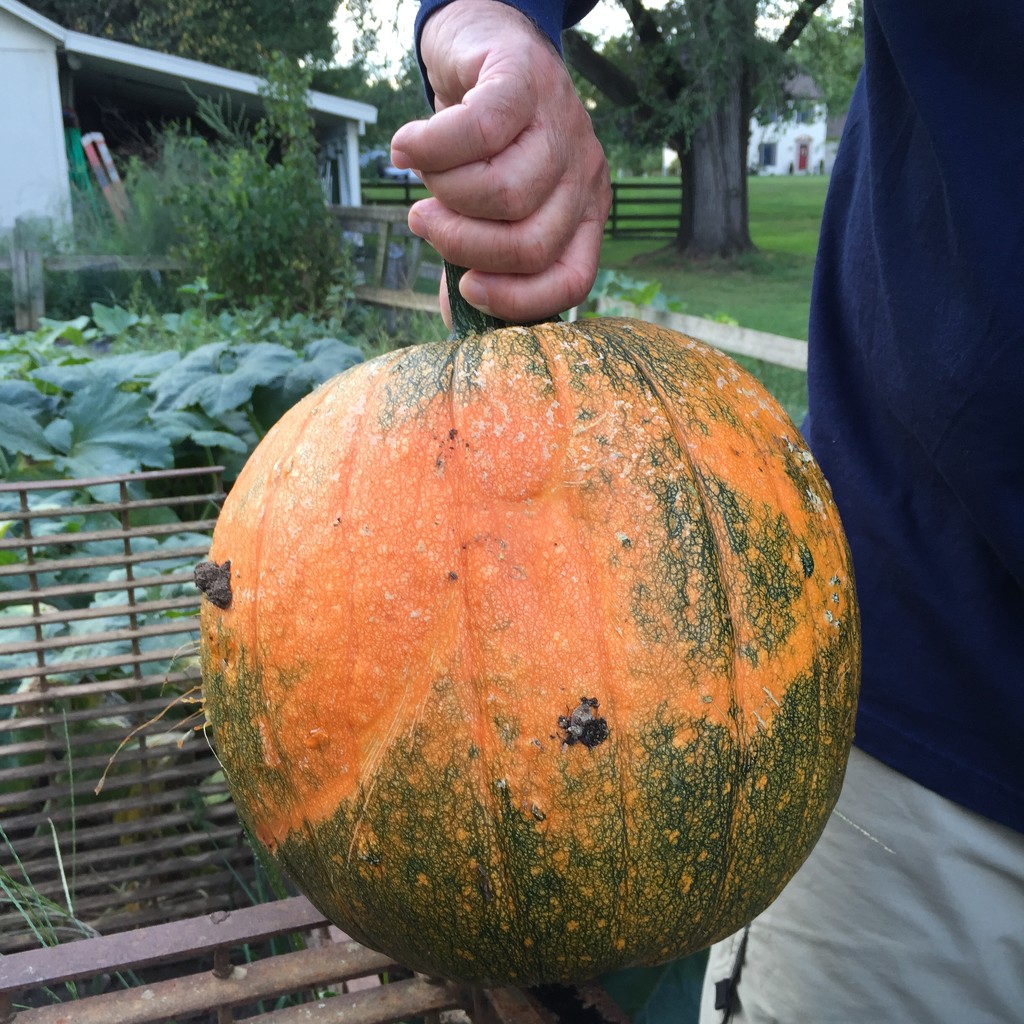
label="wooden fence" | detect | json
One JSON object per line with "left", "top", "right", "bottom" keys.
{"left": 360, "top": 180, "right": 683, "bottom": 239}
{"left": 0, "top": 248, "right": 183, "bottom": 333}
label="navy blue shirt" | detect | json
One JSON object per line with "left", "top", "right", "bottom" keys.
{"left": 416, "top": 1, "right": 1024, "bottom": 833}
{"left": 806, "top": 2, "right": 1024, "bottom": 833}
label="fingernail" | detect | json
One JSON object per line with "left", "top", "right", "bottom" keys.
{"left": 460, "top": 276, "right": 492, "bottom": 314}
{"left": 407, "top": 205, "right": 429, "bottom": 238}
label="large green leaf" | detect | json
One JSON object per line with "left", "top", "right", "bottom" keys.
{"left": 251, "top": 337, "right": 364, "bottom": 427}
{"left": 0, "top": 380, "right": 50, "bottom": 417}
{"left": 0, "top": 405, "right": 55, "bottom": 461}
{"left": 32, "top": 351, "right": 179, "bottom": 393}
{"left": 150, "top": 342, "right": 298, "bottom": 418}
{"left": 90, "top": 302, "right": 143, "bottom": 337}
{"left": 284, "top": 337, "right": 363, "bottom": 393}
{"left": 150, "top": 409, "right": 249, "bottom": 454}
{"left": 52, "top": 381, "right": 173, "bottom": 478}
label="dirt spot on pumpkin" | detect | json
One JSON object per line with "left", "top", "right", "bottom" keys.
{"left": 558, "top": 696, "right": 609, "bottom": 750}
{"left": 194, "top": 559, "right": 232, "bottom": 609}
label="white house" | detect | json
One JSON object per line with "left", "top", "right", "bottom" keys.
{"left": 0, "top": 0, "right": 377, "bottom": 235}
{"left": 747, "top": 74, "right": 828, "bottom": 176}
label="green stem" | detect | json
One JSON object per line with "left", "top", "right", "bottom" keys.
{"left": 445, "top": 262, "right": 509, "bottom": 340}
{"left": 444, "top": 261, "right": 562, "bottom": 341}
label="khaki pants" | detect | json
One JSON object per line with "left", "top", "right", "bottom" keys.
{"left": 699, "top": 747, "right": 1024, "bottom": 1024}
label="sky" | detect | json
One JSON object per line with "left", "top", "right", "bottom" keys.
{"left": 332, "top": 1, "right": 854, "bottom": 75}
{"left": 332, "top": 0, "right": 633, "bottom": 72}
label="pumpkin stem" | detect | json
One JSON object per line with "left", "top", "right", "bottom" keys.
{"left": 445, "top": 262, "right": 508, "bottom": 339}
{"left": 444, "top": 261, "right": 562, "bottom": 340}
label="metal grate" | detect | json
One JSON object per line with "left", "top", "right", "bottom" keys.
{"left": 0, "top": 894, "right": 630, "bottom": 1023}
{"left": 0, "top": 467, "right": 260, "bottom": 952}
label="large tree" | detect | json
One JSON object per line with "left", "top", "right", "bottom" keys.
{"left": 564, "top": 0, "right": 833, "bottom": 257}
{"left": 22, "top": 0, "right": 338, "bottom": 72}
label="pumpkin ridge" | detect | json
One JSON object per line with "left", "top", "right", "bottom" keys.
{"left": 562, "top": 325, "right": 641, "bottom": 927}
{"left": 592, "top": 321, "right": 822, "bottom": 928}
{"left": 443, "top": 328, "right": 556, "bottom": 970}
{"left": 619, "top": 332, "right": 756, "bottom": 930}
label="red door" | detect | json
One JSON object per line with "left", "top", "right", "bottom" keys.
{"left": 798, "top": 142, "right": 809, "bottom": 171}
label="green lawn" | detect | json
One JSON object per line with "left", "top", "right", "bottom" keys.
{"left": 596, "top": 175, "right": 830, "bottom": 421}
{"left": 600, "top": 175, "right": 829, "bottom": 341}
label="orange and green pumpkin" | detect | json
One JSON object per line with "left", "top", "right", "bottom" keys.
{"left": 198, "top": 270, "right": 860, "bottom": 987}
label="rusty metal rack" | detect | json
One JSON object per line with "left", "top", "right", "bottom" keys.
{"left": 0, "top": 468, "right": 255, "bottom": 951}
{"left": 0, "top": 894, "right": 631, "bottom": 1023}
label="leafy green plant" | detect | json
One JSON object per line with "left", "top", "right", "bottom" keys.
{"left": 0, "top": 295, "right": 365, "bottom": 484}
{"left": 127, "top": 55, "right": 347, "bottom": 315}
{"left": 585, "top": 268, "right": 688, "bottom": 316}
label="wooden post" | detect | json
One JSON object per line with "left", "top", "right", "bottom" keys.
{"left": 11, "top": 217, "right": 46, "bottom": 332}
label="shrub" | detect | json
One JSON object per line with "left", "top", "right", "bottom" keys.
{"left": 126, "top": 55, "right": 347, "bottom": 315}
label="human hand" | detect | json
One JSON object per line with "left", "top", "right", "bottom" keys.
{"left": 391, "top": 0, "right": 610, "bottom": 325}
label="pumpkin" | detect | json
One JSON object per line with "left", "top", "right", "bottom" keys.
{"left": 197, "top": 266, "right": 860, "bottom": 987}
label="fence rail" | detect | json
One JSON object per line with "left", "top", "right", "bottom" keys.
{"left": 360, "top": 179, "right": 683, "bottom": 239}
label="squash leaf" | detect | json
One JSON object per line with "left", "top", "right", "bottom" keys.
{"left": 150, "top": 342, "right": 298, "bottom": 418}
{"left": 51, "top": 381, "right": 173, "bottom": 477}
{"left": 0, "top": 405, "right": 55, "bottom": 461}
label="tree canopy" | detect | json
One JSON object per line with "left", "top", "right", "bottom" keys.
{"left": 22, "top": 0, "right": 338, "bottom": 72}
{"left": 564, "top": 0, "right": 859, "bottom": 256}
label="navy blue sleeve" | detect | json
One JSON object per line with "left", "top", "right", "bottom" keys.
{"left": 414, "top": 0, "right": 598, "bottom": 107}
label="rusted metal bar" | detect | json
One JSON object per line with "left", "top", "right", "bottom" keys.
{"left": 0, "top": 674, "right": 199, "bottom": 720}
{"left": 0, "top": 753, "right": 218, "bottom": 810}
{"left": 469, "top": 986, "right": 554, "bottom": 1024}
{"left": 0, "top": 642, "right": 201, "bottom": 685}
{"left": 0, "top": 897, "right": 329, "bottom": 990}
{"left": 0, "top": 595, "right": 199, "bottom": 632}
{"left": 0, "top": 491, "right": 225, "bottom": 523}
{"left": 0, "top": 565, "right": 199, "bottom": 610}
{"left": 6, "top": 941, "right": 402, "bottom": 1024}
{"left": 0, "top": 518, "right": 218, "bottom": 554}
{"left": 6, "top": 822, "right": 245, "bottom": 884}
{"left": 257, "top": 974, "right": 462, "bottom": 1024}
{"left": 0, "top": 568, "right": 198, "bottom": 608}
{"left": 0, "top": 771, "right": 227, "bottom": 828}
{"left": 0, "top": 737, "right": 212, "bottom": 788}
{"left": 0, "top": 865, "right": 255, "bottom": 945}
{"left": 0, "top": 800, "right": 241, "bottom": 863}
{"left": 0, "top": 541, "right": 211, "bottom": 582}
{"left": 0, "top": 467, "right": 224, "bottom": 495}
{"left": 0, "top": 708, "right": 207, "bottom": 758}
{"left": 0, "top": 618, "right": 200, "bottom": 658}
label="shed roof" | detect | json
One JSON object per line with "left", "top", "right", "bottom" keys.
{"left": 0, "top": 0, "right": 376, "bottom": 130}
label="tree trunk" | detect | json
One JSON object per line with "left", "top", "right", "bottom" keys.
{"left": 674, "top": 139, "right": 696, "bottom": 250}
{"left": 684, "top": 73, "right": 753, "bottom": 257}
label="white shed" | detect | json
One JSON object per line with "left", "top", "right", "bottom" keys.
{"left": 0, "top": 0, "right": 377, "bottom": 235}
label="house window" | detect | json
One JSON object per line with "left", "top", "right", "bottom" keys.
{"left": 759, "top": 143, "right": 777, "bottom": 168}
